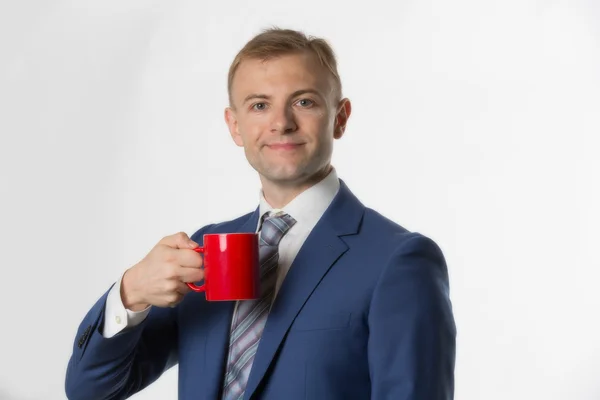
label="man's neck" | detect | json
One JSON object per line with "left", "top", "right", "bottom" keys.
{"left": 260, "top": 166, "right": 332, "bottom": 209}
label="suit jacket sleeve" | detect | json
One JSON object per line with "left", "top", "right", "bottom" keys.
{"left": 64, "top": 286, "right": 178, "bottom": 400}
{"left": 368, "top": 233, "right": 456, "bottom": 399}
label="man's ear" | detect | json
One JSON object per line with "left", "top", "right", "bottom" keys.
{"left": 334, "top": 98, "right": 351, "bottom": 139}
{"left": 225, "top": 107, "right": 243, "bottom": 146}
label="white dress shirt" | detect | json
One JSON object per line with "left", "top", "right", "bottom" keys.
{"left": 102, "top": 168, "right": 340, "bottom": 338}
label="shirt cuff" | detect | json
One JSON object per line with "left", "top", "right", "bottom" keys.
{"left": 101, "top": 272, "right": 151, "bottom": 338}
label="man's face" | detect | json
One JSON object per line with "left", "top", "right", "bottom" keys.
{"left": 225, "top": 52, "right": 350, "bottom": 188}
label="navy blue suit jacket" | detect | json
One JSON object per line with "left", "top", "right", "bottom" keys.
{"left": 65, "top": 180, "right": 456, "bottom": 399}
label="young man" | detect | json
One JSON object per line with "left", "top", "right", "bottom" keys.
{"left": 65, "top": 28, "right": 456, "bottom": 400}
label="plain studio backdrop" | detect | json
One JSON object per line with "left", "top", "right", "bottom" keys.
{"left": 1, "top": 0, "right": 599, "bottom": 399}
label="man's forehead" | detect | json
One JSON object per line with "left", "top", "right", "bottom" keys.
{"left": 231, "top": 53, "right": 332, "bottom": 96}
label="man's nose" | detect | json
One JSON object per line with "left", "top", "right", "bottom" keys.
{"left": 270, "top": 106, "right": 297, "bottom": 134}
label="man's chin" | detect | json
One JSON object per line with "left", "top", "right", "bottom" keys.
{"left": 264, "top": 174, "right": 303, "bottom": 186}
{"left": 256, "top": 162, "right": 332, "bottom": 187}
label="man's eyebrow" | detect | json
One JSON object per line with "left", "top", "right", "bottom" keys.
{"left": 243, "top": 94, "right": 271, "bottom": 104}
{"left": 290, "top": 89, "right": 323, "bottom": 98}
{"left": 242, "top": 89, "right": 324, "bottom": 105}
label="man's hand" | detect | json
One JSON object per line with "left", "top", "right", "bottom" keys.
{"left": 121, "top": 232, "right": 204, "bottom": 311}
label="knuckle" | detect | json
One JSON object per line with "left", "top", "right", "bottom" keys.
{"left": 164, "top": 279, "right": 178, "bottom": 292}
{"left": 165, "top": 264, "right": 178, "bottom": 278}
{"left": 176, "top": 232, "right": 189, "bottom": 241}
{"left": 168, "top": 293, "right": 181, "bottom": 305}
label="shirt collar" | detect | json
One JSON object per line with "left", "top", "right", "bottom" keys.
{"left": 257, "top": 167, "right": 340, "bottom": 230}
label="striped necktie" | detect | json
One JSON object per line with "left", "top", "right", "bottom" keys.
{"left": 221, "top": 211, "right": 296, "bottom": 400}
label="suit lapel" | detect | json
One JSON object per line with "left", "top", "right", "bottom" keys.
{"left": 202, "top": 208, "right": 260, "bottom": 399}
{"left": 244, "top": 180, "right": 364, "bottom": 399}
{"left": 238, "top": 207, "right": 261, "bottom": 234}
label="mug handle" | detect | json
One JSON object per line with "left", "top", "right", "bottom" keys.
{"left": 186, "top": 247, "right": 205, "bottom": 292}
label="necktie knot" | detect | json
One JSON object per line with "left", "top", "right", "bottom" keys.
{"left": 259, "top": 211, "right": 296, "bottom": 247}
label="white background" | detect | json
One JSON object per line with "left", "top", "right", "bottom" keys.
{"left": 1, "top": 1, "right": 599, "bottom": 399}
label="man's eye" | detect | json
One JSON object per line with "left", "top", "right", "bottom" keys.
{"left": 252, "top": 103, "right": 267, "bottom": 111}
{"left": 296, "top": 99, "right": 314, "bottom": 107}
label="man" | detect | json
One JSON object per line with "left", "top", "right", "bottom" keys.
{"left": 65, "top": 28, "right": 456, "bottom": 399}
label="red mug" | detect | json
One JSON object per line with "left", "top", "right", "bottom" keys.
{"left": 186, "top": 233, "right": 260, "bottom": 301}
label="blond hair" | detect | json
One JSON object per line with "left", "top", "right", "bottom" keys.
{"left": 227, "top": 27, "right": 342, "bottom": 106}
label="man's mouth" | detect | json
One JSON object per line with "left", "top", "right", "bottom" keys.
{"left": 266, "top": 143, "right": 304, "bottom": 150}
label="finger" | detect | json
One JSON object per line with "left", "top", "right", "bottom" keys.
{"left": 178, "top": 266, "right": 205, "bottom": 283}
{"left": 158, "top": 232, "right": 198, "bottom": 250}
{"left": 174, "top": 248, "right": 204, "bottom": 269}
{"left": 175, "top": 281, "right": 192, "bottom": 295}
{"left": 166, "top": 292, "right": 184, "bottom": 308}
